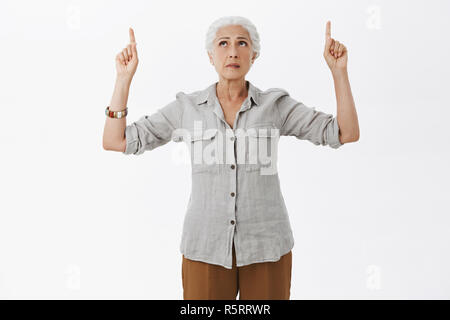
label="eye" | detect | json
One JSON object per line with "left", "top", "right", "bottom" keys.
{"left": 219, "top": 40, "right": 248, "bottom": 47}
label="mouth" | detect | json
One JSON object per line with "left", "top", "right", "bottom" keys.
{"left": 226, "top": 64, "right": 240, "bottom": 68}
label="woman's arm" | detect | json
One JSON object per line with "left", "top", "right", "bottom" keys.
{"left": 332, "top": 69, "right": 359, "bottom": 143}
{"left": 102, "top": 27, "right": 139, "bottom": 151}
{"left": 323, "top": 21, "right": 360, "bottom": 143}
{"left": 103, "top": 78, "right": 131, "bottom": 152}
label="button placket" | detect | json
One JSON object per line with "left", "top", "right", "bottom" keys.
{"left": 229, "top": 132, "right": 237, "bottom": 228}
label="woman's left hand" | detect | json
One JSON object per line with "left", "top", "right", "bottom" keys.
{"left": 323, "top": 21, "right": 348, "bottom": 73}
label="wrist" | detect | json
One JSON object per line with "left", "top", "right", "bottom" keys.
{"left": 331, "top": 68, "right": 348, "bottom": 80}
{"left": 115, "top": 76, "right": 132, "bottom": 87}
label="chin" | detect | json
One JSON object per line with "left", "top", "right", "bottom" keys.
{"left": 221, "top": 71, "right": 247, "bottom": 79}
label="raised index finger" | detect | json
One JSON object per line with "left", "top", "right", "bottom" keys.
{"left": 129, "top": 27, "right": 136, "bottom": 43}
{"left": 325, "top": 21, "right": 331, "bottom": 40}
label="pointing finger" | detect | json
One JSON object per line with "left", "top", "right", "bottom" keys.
{"left": 129, "top": 27, "right": 136, "bottom": 43}
{"left": 325, "top": 21, "right": 331, "bottom": 40}
{"left": 131, "top": 42, "right": 138, "bottom": 59}
{"left": 324, "top": 21, "right": 333, "bottom": 51}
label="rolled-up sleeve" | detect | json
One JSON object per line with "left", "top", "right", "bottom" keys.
{"left": 275, "top": 91, "right": 343, "bottom": 149}
{"left": 123, "top": 93, "right": 184, "bottom": 155}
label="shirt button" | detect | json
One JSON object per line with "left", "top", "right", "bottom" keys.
{"left": 230, "top": 164, "right": 235, "bottom": 169}
{"left": 230, "top": 220, "right": 235, "bottom": 225}
{"left": 230, "top": 136, "right": 235, "bottom": 141}
{"left": 230, "top": 192, "right": 235, "bottom": 197}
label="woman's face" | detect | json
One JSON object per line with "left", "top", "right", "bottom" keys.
{"left": 208, "top": 24, "right": 257, "bottom": 81}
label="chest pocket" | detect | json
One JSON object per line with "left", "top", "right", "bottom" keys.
{"left": 246, "top": 123, "right": 279, "bottom": 174}
{"left": 188, "top": 128, "right": 220, "bottom": 174}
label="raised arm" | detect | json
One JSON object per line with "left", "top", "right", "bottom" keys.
{"left": 102, "top": 27, "right": 139, "bottom": 152}
{"left": 323, "top": 20, "right": 359, "bottom": 143}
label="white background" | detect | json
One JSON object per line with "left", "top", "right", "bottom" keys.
{"left": 0, "top": 0, "right": 449, "bottom": 299}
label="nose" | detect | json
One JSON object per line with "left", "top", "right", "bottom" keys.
{"left": 228, "top": 45, "right": 239, "bottom": 57}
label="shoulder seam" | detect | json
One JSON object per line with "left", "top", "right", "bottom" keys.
{"left": 274, "top": 94, "right": 285, "bottom": 133}
{"left": 260, "top": 87, "right": 289, "bottom": 95}
{"left": 176, "top": 91, "right": 186, "bottom": 130}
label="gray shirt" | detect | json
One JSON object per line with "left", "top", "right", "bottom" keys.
{"left": 123, "top": 80, "right": 343, "bottom": 269}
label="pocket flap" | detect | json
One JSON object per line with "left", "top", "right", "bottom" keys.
{"left": 190, "top": 128, "right": 218, "bottom": 141}
{"left": 247, "top": 125, "right": 278, "bottom": 138}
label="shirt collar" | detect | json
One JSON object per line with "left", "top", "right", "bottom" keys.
{"left": 195, "top": 80, "right": 260, "bottom": 107}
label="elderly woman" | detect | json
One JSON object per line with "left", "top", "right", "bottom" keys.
{"left": 103, "top": 16, "right": 359, "bottom": 300}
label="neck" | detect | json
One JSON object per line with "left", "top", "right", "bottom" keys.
{"left": 216, "top": 79, "right": 248, "bottom": 101}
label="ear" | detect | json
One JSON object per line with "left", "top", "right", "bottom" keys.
{"left": 208, "top": 51, "right": 215, "bottom": 64}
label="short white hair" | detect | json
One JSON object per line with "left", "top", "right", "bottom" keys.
{"left": 205, "top": 16, "right": 260, "bottom": 60}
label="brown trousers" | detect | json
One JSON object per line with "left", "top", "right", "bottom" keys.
{"left": 182, "top": 242, "right": 292, "bottom": 300}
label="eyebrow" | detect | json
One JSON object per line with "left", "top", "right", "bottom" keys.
{"left": 216, "top": 36, "right": 249, "bottom": 41}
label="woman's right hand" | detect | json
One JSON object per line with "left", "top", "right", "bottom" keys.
{"left": 115, "top": 27, "right": 139, "bottom": 81}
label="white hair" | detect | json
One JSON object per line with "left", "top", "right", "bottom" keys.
{"left": 205, "top": 16, "right": 261, "bottom": 60}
